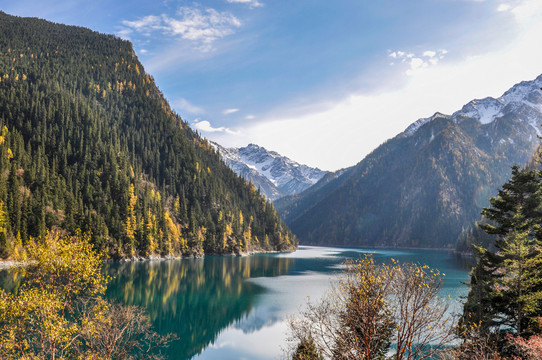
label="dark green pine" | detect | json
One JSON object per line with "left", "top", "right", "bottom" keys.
{"left": 0, "top": 11, "right": 296, "bottom": 259}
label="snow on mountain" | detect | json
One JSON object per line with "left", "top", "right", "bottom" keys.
{"left": 404, "top": 112, "right": 450, "bottom": 136}
{"left": 211, "top": 142, "right": 328, "bottom": 200}
{"left": 403, "top": 74, "right": 542, "bottom": 136}
{"left": 457, "top": 97, "right": 502, "bottom": 125}
{"left": 281, "top": 73, "right": 542, "bottom": 249}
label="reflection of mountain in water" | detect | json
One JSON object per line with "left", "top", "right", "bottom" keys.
{"left": 105, "top": 255, "right": 293, "bottom": 359}
{"left": 234, "top": 305, "right": 283, "bottom": 334}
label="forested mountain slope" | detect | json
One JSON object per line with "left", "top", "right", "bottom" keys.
{"left": 0, "top": 12, "right": 295, "bottom": 258}
{"left": 278, "top": 75, "right": 542, "bottom": 248}
{"left": 274, "top": 167, "right": 352, "bottom": 220}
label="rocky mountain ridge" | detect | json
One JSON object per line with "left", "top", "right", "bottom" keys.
{"left": 277, "top": 74, "right": 542, "bottom": 248}
{"left": 211, "top": 142, "right": 328, "bottom": 200}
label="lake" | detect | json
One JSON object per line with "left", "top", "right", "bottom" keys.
{"left": 104, "top": 246, "right": 472, "bottom": 360}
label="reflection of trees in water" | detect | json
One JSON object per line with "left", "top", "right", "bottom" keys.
{"left": 0, "top": 269, "right": 22, "bottom": 295}
{"left": 105, "top": 255, "right": 293, "bottom": 359}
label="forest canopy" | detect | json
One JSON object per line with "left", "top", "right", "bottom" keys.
{"left": 0, "top": 11, "right": 296, "bottom": 259}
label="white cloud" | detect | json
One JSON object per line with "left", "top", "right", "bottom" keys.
{"left": 116, "top": 28, "right": 133, "bottom": 40}
{"left": 389, "top": 49, "right": 448, "bottom": 75}
{"left": 423, "top": 50, "right": 436, "bottom": 58}
{"left": 511, "top": 0, "right": 542, "bottom": 21}
{"left": 193, "top": 120, "right": 239, "bottom": 135}
{"left": 227, "top": 0, "right": 263, "bottom": 8}
{"left": 139, "top": 49, "right": 148, "bottom": 54}
{"left": 174, "top": 98, "right": 205, "bottom": 115}
{"left": 245, "top": 114, "right": 255, "bottom": 120}
{"left": 120, "top": 7, "right": 241, "bottom": 51}
{"left": 223, "top": 108, "right": 239, "bottom": 115}
{"left": 497, "top": 4, "right": 511, "bottom": 12}
{"left": 211, "top": 0, "right": 542, "bottom": 171}
{"left": 409, "top": 57, "right": 426, "bottom": 71}
{"left": 122, "top": 15, "right": 163, "bottom": 32}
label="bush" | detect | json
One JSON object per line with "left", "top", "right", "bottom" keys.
{"left": 0, "top": 231, "right": 176, "bottom": 359}
{"left": 287, "top": 255, "right": 455, "bottom": 360}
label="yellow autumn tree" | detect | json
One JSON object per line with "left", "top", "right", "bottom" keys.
{"left": 145, "top": 208, "right": 157, "bottom": 256}
{"left": 164, "top": 210, "right": 185, "bottom": 254}
{"left": 0, "top": 231, "right": 176, "bottom": 359}
{"left": 0, "top": 201, "right": 8, "bottom": 258}
{"left": 124, "top": 184, "right": 137, "bottom": 257}
{"left": 288, "top": 255, "right": 455, "bottom": 360}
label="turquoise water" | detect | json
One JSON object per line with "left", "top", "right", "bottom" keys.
{"left": 105, "top": 246, "right": 471, "bottom": 360}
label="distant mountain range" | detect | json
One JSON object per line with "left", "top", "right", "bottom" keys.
{"left": 211, "top": 142, "right": 328, "bottom": 200}
{"left": 276, "top": 75, "right": 542, "bottom": 248}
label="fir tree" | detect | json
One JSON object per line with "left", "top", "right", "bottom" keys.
{"left": 461, "top": 166, "right": 542, "bottom": 340}
{"left": 0, "top": 11, "right": 296, "bottom": 259}
{"left": 292, "top": 336, "right": 323, "bottom": 360}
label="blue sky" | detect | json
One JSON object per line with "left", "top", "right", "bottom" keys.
{"left": 2, "top": 0, "right": 542, "bottom": 170}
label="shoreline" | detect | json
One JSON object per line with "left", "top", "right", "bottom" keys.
{"left": 297, "top": 243, "right": 457, "bottom": 252}
{"left": 1, "top": 244, "right": 473, "bottom": 269}
{"left": 0, "top": 247, "right": 297, "bottom": 269}
{"left": 0, "top": 260, "right": 24, "bottom": 270}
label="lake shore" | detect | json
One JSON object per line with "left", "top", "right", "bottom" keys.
{"left": 0, "top": 260, "right": 24, "bottom": 270}
{"left": 0, "top": 247, "right": 297, "bottom": 269}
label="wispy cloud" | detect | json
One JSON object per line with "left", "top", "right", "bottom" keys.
{"left": 193, "top": 120, "right": 239, "bottom": 135}
{"left": 495, "top": 0, "right": 542, "bottom": 17}
{"left": 116, "top": 27, "right": 133, "bottom": 40}
{"left": 223, "top": 108, "right": 239, "bottom": 115}
{"left": 122, "top": 15, "right": 163, "bottom": 34}
{"left": 119, "top": 6, "right": 241, "bottom": 52}
{"left": 174, "top": 98, "right": 205, "bottom": 115}
{"left": 245, "top": 114, "right": 255, "bottom": 120}
{"left": 389, "top": 49, "right": 448, "bottom": 74}
{"left": 226, "top": 0, "right": 263, "bottom": 8}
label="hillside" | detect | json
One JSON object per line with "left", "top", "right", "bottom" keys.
{"left": 274, "top": 167, "right": 351, "bottom": 219}
{"left": 277, "top": 75, "right": 542, "bottom": 248}
{"left": 0, "top": 12, "right": 296, "bottom": 258}
{"left": 211, "top": 142, "right": 328, "bottom": 200}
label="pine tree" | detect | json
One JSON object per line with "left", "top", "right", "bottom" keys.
{"left": 0, "top": 12, "right": 296, "bottom": 259}
{"left": 461, "top": 166, "right": 542, "bottom": 340}
{"left": 292, "top": 336, "right": 323, "bottom": 360}
{"left": 497, "top": 226, "right": 542, "bottom": 335}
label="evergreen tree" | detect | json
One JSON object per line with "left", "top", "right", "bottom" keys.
{"left": 461, "top": 166, "right": 542, "bottom": 341}
{"left": 292, "top": 336, "right": 323, "bottom": 360}
{"left": 0, "top": 11, "right": 296, "bottom": 259}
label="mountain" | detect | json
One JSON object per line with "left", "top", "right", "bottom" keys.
{"left": 277, "top": 75, "right": 542, "bottom": 248}
{"left": 211, "top": 142, "right": 328, "bottom": 200}
{"left": 274, "top": 167, "right": 351, "bottom": 219}
{"left": 0, "top": 11, "right": 295, "bottom": 259}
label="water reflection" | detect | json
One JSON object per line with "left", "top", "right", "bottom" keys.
{"left": 0, "top": 246, "right": 471, "bottom": 360}
{"left": 105, "top": 255, "right": 294, "bottom": 359}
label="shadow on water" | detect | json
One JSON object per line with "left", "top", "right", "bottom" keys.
{"left": 105, "top": 255, "right": 295, "bottom": 359}
{"left": 0, "top": 246, "right": 472, "bottom": 360}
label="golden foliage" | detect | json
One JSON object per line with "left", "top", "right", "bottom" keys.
{"left": 0, "top": 231, "right": 176, "bottom": 359}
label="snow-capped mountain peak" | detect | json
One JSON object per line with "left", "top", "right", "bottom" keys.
{"left": 403, "top": 75, "right": 542, "bottom": 137}
{"left": 211, "top": 142, "right": 328, "bottom": 200}
{"left": 404, "top": 112, "right": 450, "bottom": 136}
{"left": 455, "top": 97, "right": 503, "bottom": 125}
